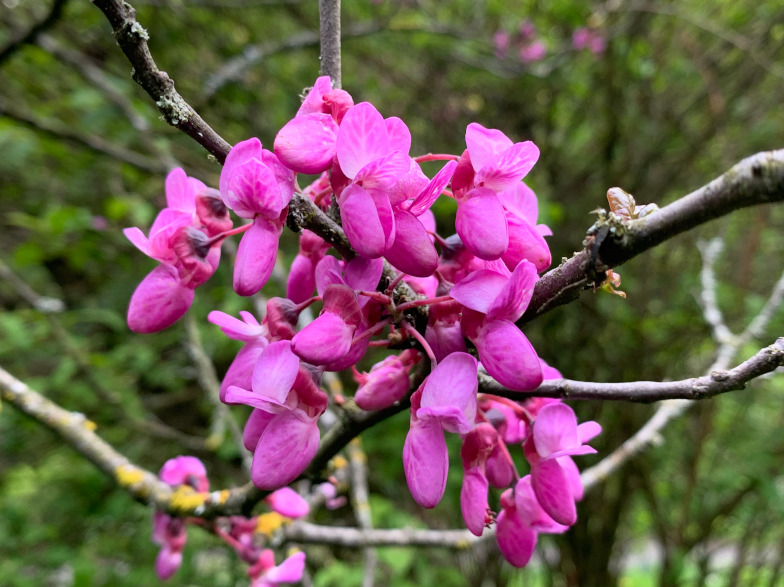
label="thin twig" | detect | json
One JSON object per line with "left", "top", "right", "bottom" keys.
{"left": 347, "top": 439, "right": 378, "bottom": 587}
{"left": 319, "top": 0, "right": 341, "bottom": 88}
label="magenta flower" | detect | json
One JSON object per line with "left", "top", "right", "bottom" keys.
{"left": 524, "top": 403, "right": 601, "bottom": 525}
{"left": 353, "top": 349, "right": 419, "bottom": 410}
{"left": 291, "top": 284, "right": 363, "bottom": 365}
{"left": 452, "top": 260, "right": 543, "bottom": 391}
{"left": 209, "top": 310, "right": 269, "bottom": 402}
{"left": 403, "top": 352, "right": 478, "bottom": 508}
{"left": 265, "top": 487, "right": 310, "bottom": 519}
{"left": 519, "top": 40, "right": 547, "bottom": 63}
{"left": 249, "top": 549, "right": 306, "bottom": 587}
{"left": 220, "top": 138, "right": 295, "bottom": 295}
{"left": 498, "top": 182, "right": 552, "bottom": 273}
{"left": 287, "top": 230, "right": 331, "bottom": 303}
{"left": 460, "top": 423, "right": 498, "bottom": 536}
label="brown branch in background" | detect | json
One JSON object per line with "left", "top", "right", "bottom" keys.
{"left": 347, "top": 438, "right": 378, "bottom": 587}
{"left": 521, "top": 149, "right": 784, "bottom": 324}
{"left": 479, "top": 338, "right": 784, "bottom": 403}
{"left": 0, "top": 98, "right": 168, "bottom": 174}
{"left": 284, "top": 521, "right": 476, "bottom": 548}
{"left": 319, "top": 0, "right": 341, "bottom": 88}
{"left": 0, "top": 0, "right": 70, "bottom": 67}
{"left": 91, "top": 0, "right": 232, "bottom": 162}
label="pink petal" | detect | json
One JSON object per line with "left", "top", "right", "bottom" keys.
{"left": 155, "top": 546, "right": 183, "bottom": 580}
{"left": 338, "top": 184, "right": 387, "bottom": 258}
{"left": 403, "top": 419, "right": 449, "bottom": 508}
{"left": 450, "top": 269, "right": 509, "bottom": 314}
{"left": 514, "top": 476, "right": 569, "bottom": 533}
{"left": 383, "top": 209, "right": 438, "bottom": 278}
{"left": 419, "top": 352, "right": 478, "bottom": 430}
{"left": 474, "top": 320, "right": 542, "bottom": 391}
{"left": 461, "top": 468, "right": 490, "bottom": 536}
{"left": 252, "top": 340, "right": 300, "bottom": 405}
{"left": 243, "top": 409, "right": 276, "bottom": 451}
{"left": 486, "top": 260, "right": 538, "bottom": 322}
{"left": 274, "top": 112, "right": 338, "bottom": 174}
{"left": 266, "top": 487, "right": 310, "bottom": 519}
{"left": 336, "top": 102, "right": 390, "bottom": 179}
{"left": 425, "top": 321, "right": 468, "bottom": 363}
{"left": 220, "top": 341, "right": 267, "bottom": 402}
{"left": 343, "top": 256, "right": 384, "bottom": 292}
{"left": 226, "top": 158, "right": 283, "bottom": 219}
{"left": 123, "top": 227, "right": 150, "bottom": 256}
{"left": 314, "top": 255, "right": 346, "bottom": 295}
{"left": 504, "top": 216, "right": 552, "bottom": 273}
{"left": 354, "top": 151, "right": 411, "bottom": 192}
{"left": 557, "top": 456, "right": 585, "bottom": 502}
{"left": 498, "top": 182, "right": 538, "bottom": 224}
{"left": 297, "top": 75, "right": 333, "bottom": 116}
{"left": 165, "top": 167, "right": 196, "bottom": 213}
{"left": 485, "top": 444, "right": 515, "bottom": 488}
{"left": 127, "top": 264, "right": 194, "bottom": 333}
{"left": 531, "top": 458, "right": 577, "bottom": 526}
{"left": 533, "top": 403, "right": 579, "bottom": 458}
{"left": 290, "top": 312, "right": 354, "bottom": 365}
{"left": 233, "top": 217, "right": 282, "bottom": 296}
{"left": 323, "top": 330, "right": 369, "bottom": 372}
{"left": 465, "top": 123, "right": 513, "bottom": 172}
{"left": 495, "top": 505, "right": 538, "bottom": 568}
{"left": 265, "top": 551, "right": 306, "bottom": 583}
{"left": 321, "top": 284, "right": 363, "bottom": 327}
{"left": 368, "top": 188, "right": 396, "bottom": 251}
{"left": 261, "top": 148, "right": 296, "bottom": 207}
{"left": 408, "top": 160, "right": 457, "bottom": 216}
{"left": 159, "top": 455, "right": 207, "bottom": 486}
{"left": 220, "top": 138, "right": 263, "bottom": 200}
{"left": 385, "top": 116, "right": 412, "bottom": 155}
{"left": 578, "top": 421, "right": 602, "bottom": 444}
{"left": 251, "top": 410, "right": 320, "bottom": 490}
{"left": 456, "top": 189, "right": 508, "bottom": 260}
{"left": 208, "top": 310, "right": 265, "bottom": 341}
{"left": 286, "top": 254, "right": 317, "bottom": 303}
{"left": 476, "top": 141, "right": 540, "bottom": 192}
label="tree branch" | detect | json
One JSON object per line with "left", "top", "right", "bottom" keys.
{"left": 521, "top": 149, "right": 784, "bottom": 324}
{"left": 0, "top": 0, "right": 70, "bottom": 67}
{"left": 91, "top": 0, "right": 232, "bottom": 162}
{"left": 319, "top": 0, "right": 341, "bottom": 88}
{"left": 479, "top": 338, "right": 784, "bottom": 403}
{"left": 284, "top": 520, "right": 476, "bottom": 548}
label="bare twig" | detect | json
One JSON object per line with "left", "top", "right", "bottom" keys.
{"left": 479, "top": 338, "right": 784, "bottom": 403}
{"left": 319, "top": 0, "right": 341, "bottom": 88}
{"left": 696, "top": 238, "right": 735, "bottom": 345}
{"left": 284, "top": 520, "right": 476, "bottom": 548}
{"left": 347, "top": 439, "right": 378, "bottom": 587}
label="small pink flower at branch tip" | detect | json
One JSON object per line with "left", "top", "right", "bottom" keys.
{"left": 249, "top": 549, "right": 306, "bottom": 587}
{"left": 265, "top": 487, "right": 310, "bottom": 519}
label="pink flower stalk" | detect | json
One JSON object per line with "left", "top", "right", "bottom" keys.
{"left": 249, "top": 549, "right": 306, "bottom": 587}
{"left": 152, "top": 456, "right": 210, "bottom": 580}
{"left": 524, "top": 403, "right": 601, "bottom": 525}
{"left": 403, "top": 352, "right": 478, "bottom": 508}
{"left": 451, "top": 260, "right": 543, "bottom": 391}
{"left": 460, "top": 423, "right": 498, "bottom": 536}
{"left": 265, "top": 487, "right": 310, "bottom": 519}
{"left": 219, "top": 138, "right": 295, "bottom": 296}
{"left": 124, "top": 168, "right": 225, "bottom": 333}
{"left": 353, "top": 349, "right": 419, "bottom": 410}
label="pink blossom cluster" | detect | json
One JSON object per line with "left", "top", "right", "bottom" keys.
{"left": 124, "top": 76, "right": 602, "bottom": 568}
{"left": 572, "top": 27, "right": 607, "bottom": 55}
{"left": 493, "top": 20, "right": 547, "bottom": 63}
{"left": 152, "top": 456, "right": 307, "bottom": 585}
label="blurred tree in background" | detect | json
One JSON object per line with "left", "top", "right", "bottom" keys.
{"left": 1, "top": 0, "right": 783, "bottom": 585}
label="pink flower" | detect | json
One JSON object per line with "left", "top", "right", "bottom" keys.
{"left": 403, "top": 352, "right": 478, "bottom": 508}
{"left": 265, "top": 487, "right": 310, "bottom": 519}
{"left": 220, "top": 138, "right": 294, "bottom": 295}
{"left": 249, "top": 549, "right": 306, "bottom": 587}
{"left": 460, "top": 423, "right": 498, "bottom": 536}
{"left": 519, "top": 40, "right": 547, "bottom": 63}
{"left": 287, "top": 230, "right": 331, "bottom": 303}
{"left": 493, "top": 29, "right": 510, "bottom": 59}
{"left": 353, "top": 349, "right": 419, "bottom": 410}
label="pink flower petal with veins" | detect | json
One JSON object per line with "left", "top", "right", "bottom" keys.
{"left": 476, "top": 141, "right": 540, "bottom": 192}
{"left": 384, "top": 209, "right": 438, "bottom": 278}
{"left": 465, "top": 123, "right": 514, "bottom": 172}
{"left": 265, "top": 551, "right": 307, "bottom": 584}
{"left": 499, "top": 182, "right": 538, "bottom": 224}
{"left": 385, "top": 116, "right": 412, "bottom": 155}
{"left": 219, "top": 341, "right": 267, "bottom": 402}
{"left": 496, "top": 501, "right": 538, "bottom": 568}
{"left": 451, "top": 269, "right": 508, "bottom": 314}
{"left": 461, "top": 468, "right": 490, "bottom": 536}
{"left": 297, "top": 76, "right": 333, "bottom": 116}
{"left": 354, "top": 151, "right": 411, "bottom": 192}
{"left": 128, "top": 264, "right": 194, "bottom": 333}
{"left": 165, "top": 168, "right": 198, "bottom": 213}
{"left": 409, "top": 160, "right": 458, "bottom": 216}
{"left": 403, "top": 418, "right": 449, "bottom": 509}
{"left": 208, "top": 310, "right": 265, "bottom": 341}
{"left": 266, "top": 487, "right": 310, "bottom": 519}
{"left": 474, "top": 320, "right": 542, "bottom": 391}
{"left": 338, "top": 184, "right": 387, "bottom": 258}
{"left": 504, "top": 215, "right": 552, "bottom": 273}
{"left": 343, "top": 256, "right": 384, "bottom": 292}
{"left": 486, "top": 260, "right": 538, "bottom": 322}
{"left": 336, "top": 102, "right": 390, "bottom": 178}
{"left": 251, "top": 340, "right": 300, "bottom": 405}
{"left": 531, "top": 458, "right": 577, "bottom": 526}
{"left": 274, "top": 112, "right": 338, "bottom": 174}
{"left": 233, "top": 217, "right": 282, "bottom": 296}
{"left": 291, "top": 312, "right": 354, "bottom": 365}
{"left": 456, "top": 189, "right": 508, "bottom": 260}
{"left": 220, "top": 137, "right": 263, "bottom": 198}
{"left": 243, "top": 409, "right": 276, "bottom": 451}
{"left": 251, "top": 410, "right": 320, "bottom": 490}
{"left": 226, "top": 158, "right": 284, "bottom": 219}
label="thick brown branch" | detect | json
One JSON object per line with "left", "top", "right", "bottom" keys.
{"left": 91, "top": 0, "right": 231, "bottom": 162}
{"left": 480, "top": 338, "right": 784, "bottom": 403}
{"left": 522, "top": 149, "right": 784, "bottom": 323}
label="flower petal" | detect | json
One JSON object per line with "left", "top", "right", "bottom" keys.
{"left": 336, "top": 102, "right": 390, "bottom": 178}
{"left": 456, "top": 189, "right": 508, "bottom": 260}
{"left": 127, "top": 265, "right": 193, "bottom": 333}
{"left": 233, "top": 217, "right": 282, "bottom": 296}
{"left": 251, "top": 410, "right": 320, "bottom": 490}
{"left": 403, "top": 419, "right": 449, "bottom": 508}
{"left": 474, "top": 320, "right": 542, "bottom": 392}
{"left": 252, "top": 340, "right": 300, "bottom": 405}
{"left": 274, "top": 112, "right": 338, "bottom": 174}
{"left": 338, "top": 184, "right": 387, "bottom": 258}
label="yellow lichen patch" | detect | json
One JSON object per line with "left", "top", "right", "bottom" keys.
{"left": 213, "top": 489, "right": 230, "bottom": 504}
{"left": 116, "top": 464, "right": 145, "bottom": 487}
{"left": 82, "top": 419, "right": 97, "bottom": 431}
{"left": 331, "top": 455, "right": 348, "bottom": 470}
{"left": 256, "top": 512, "right": 289, "bottom": 536}
{"left": 169, "top": 486, "right": 208, "bottom": 513}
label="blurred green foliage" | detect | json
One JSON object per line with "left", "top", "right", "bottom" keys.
{"left": 1, "top": 0, "right": 784, "bottom": 585}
